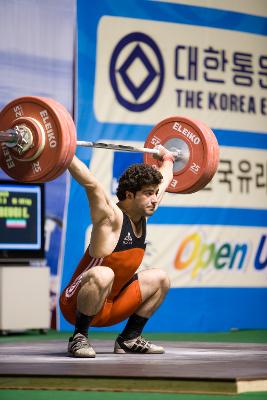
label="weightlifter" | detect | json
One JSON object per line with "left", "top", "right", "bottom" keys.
{"left": 60, "top": 145, "right": 175, "bottom": 357}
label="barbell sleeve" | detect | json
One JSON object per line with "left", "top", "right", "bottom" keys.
{"left": 0, "top": 129, "right": 18, "bottom": 143}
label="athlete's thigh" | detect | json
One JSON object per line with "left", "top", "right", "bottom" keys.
{"left": 94, "top": 277, "right": 142, "bottom": 327}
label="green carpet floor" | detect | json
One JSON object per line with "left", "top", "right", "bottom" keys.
{"left": 0, "top": 329, "right": 267, "bottom": 343}
{"left": 0, "top": 390, "right": 267, "bottom": 400}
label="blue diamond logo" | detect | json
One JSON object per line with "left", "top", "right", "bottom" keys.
{"left": 118, "top": 44, "right": 157, "bottom": 100}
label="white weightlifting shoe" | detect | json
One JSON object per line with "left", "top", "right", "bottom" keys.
{"left": 68, "top": 333, "right": 96, "bottom": 358}
{"left": 114, "top": 335, "right": 165, "bottom": 354}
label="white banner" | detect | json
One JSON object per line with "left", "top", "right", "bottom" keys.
{"left": 141, "top": 225, "right": 267, "bottom": 287}
{"left": 67, "top": 0, "right": 267, "bottom": 332}
{"left": 84, "top": 222, "right": 267, "bottom": 287}
{"left": 94, "top": 16, "right": 267, "bottom": 132}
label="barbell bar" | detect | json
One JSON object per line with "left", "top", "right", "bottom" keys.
{"left": 0, "top": 128, "right": 181, "bottom": 159}
{"left": 76, "top": 140, "right": 183, "bottom": 158}
{"left": 0, "top": 96, "right": 219, "bottom": 193}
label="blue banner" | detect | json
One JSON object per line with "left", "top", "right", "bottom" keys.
{"left": 60, "top": 0, "right": 267, "bottom": 332}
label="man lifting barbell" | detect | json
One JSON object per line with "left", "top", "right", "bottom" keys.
{"left": 0, "top": 96, "right": 219, "bottom": 357}
{"left": 60, "top": 148, "right": 174, "bottom": 357}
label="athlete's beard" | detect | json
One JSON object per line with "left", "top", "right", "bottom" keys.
{"left": 143, "top": 205, "right": 156, "bottom": 216}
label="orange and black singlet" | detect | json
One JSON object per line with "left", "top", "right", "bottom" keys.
{"left": 62, "top": 212, "right": 146, "bottom": 301}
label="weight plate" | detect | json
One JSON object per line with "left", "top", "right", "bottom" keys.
{"left": 36, "top": 97, "right": 76, "bottom": 182}
{"left": 0, "top": 96, "right": 70, "bottom": 182}
{"left": 182, "top": 120, "right": 219, "bottom": 193}
{"left": 144, "top": 116, "right": 217, "bottom": 193}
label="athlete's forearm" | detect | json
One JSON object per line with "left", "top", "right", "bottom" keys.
{"left": 158, "top": 159, "right": 173, "bottom": 191}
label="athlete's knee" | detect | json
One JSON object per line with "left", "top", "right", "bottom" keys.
{"left": 90, "top": 266, "right": 114, "bottom": 290}
{"left": 154, "top": 269, "right": 170, "bottom": 292}
{"left": 139, "top": 268, "right": 170, "bottom": 295}
{"left": 81, "top": 266, "right": 114, "bottom": 291}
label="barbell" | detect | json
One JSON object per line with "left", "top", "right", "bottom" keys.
{"left": 0, "top": 96, "right": 219, "bottom": 194}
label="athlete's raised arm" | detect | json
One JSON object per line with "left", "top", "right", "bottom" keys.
{"left": 153, "top": 145, "right": 175, "bottom": 206}
{"left": 68, "top": 156, "right": 119, "bottom": 225}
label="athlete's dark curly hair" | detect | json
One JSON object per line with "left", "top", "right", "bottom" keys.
{"left": 116, "top": 163, "right": 163, "bottom": 201}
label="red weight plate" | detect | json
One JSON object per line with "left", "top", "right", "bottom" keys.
{"left": 44, "top": 99, "right": 76, "bottom": 181}
{"left": 169, "top": 119, "right": 219, "bottom": 193}
{"left": 48, "top": 99, "right": 76, "bottom": 171}
{"left": 30, "top": 97, "right": 71, "bottom": 182}
{"left": 144, "top": 116, "right": 214, "bottom": 193}
{"left": 189, "top": 121, "right": 219, "bottom": 193}
{"left": 181, "top": 121, "right": 219, "bottom": 193}
{"left": 193, "top": 122, "right": 219, "bottom": 191}
{"left": 36, "top": 97, "right": 76, "bottom": 182}
{"left": 0, "top": 96, "right": 70, "bottom": 182}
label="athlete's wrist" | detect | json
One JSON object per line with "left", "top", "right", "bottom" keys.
{"left": 162, "top": 153, "right": 175, "bottom": 163}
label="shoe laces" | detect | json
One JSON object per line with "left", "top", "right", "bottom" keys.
{"left": 126, "top": 335, "right": 151, "bottom": 352}
{"left": 70, "top": 334, "right": 90, "bottom": 351}
{"left": 135, "top": 335, "right": 151, "bottom": 347}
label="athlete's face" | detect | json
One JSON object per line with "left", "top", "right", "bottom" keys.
{"left": 131, "top": 185, "right": 159, "bottom": 217}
